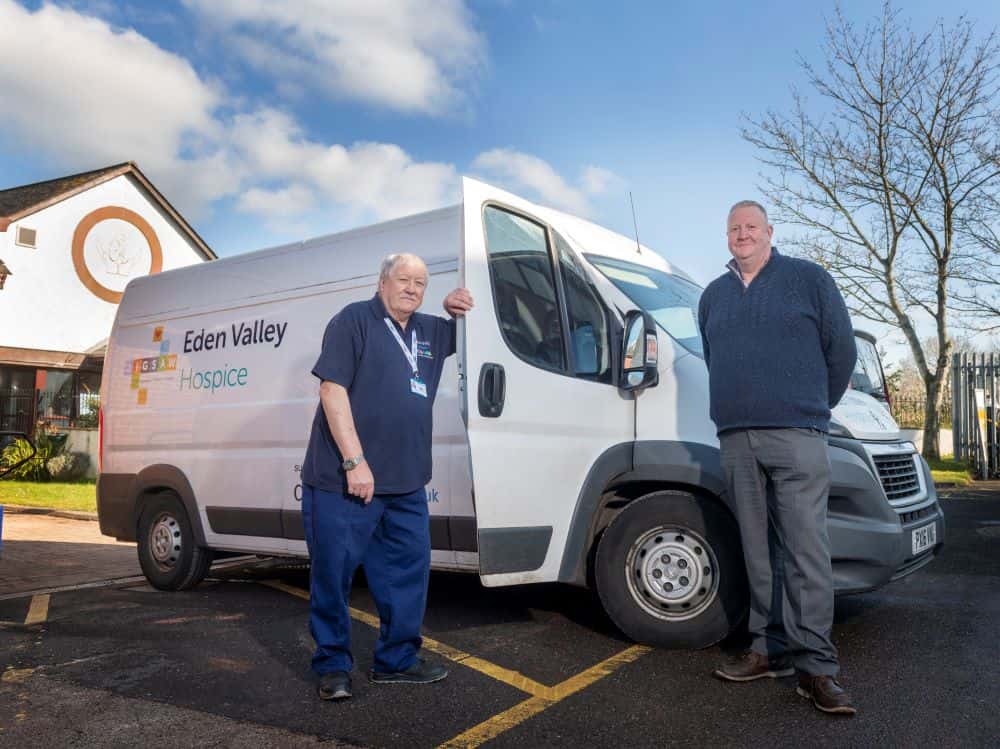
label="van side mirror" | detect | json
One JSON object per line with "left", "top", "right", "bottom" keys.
{"left": 621, "top": 310, "right": 659, "bottom": 393}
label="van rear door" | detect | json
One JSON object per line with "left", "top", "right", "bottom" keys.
{"left": 459, "top": 178, "right": 634, "bottom": 586}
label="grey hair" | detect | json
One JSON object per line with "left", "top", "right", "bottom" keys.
{"left": 728, "top": 200, "right": 769, "bottom": 223}
{"left": 379, "top": 253, "right": 427, "bottom": 283}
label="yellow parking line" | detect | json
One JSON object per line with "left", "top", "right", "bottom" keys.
{"left": 438, "top": 694, "right": 552, "bottom": 749}
{"left": 260, "top": 580, "right": 551, "bottom": 696}
{"left": 261, "top": 579, "right": 651, "bottom": 746}
{"left": 24, "top": 594, "right": 50, "bottom": 626}
{"left": 437, "top": 644, "right": 651, "bottom": 748}
{"left": 261, "top": 579, "right": 310, "bottom": 601}
{"left": 545, "top": 644, "right": 651, "bottom": 700}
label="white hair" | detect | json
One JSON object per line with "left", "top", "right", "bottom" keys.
{"left": 379, "top": 253, "right": 427, "bottom": 282}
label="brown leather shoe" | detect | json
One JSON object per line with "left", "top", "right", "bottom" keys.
{"left": 713, "top": 651, "right": 794, "bottom": 682}
{"left": 796, "top": 674, "right": 857, "bottom": 715}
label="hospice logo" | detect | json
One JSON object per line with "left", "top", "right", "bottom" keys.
{"left": 124, "top": 326, "right": 177, "bottom": 406}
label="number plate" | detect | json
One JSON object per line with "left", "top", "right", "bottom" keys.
{"left": 911, "top": 523, "right": 937, "bottom": 555}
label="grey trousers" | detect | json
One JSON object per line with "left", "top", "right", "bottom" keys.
{"left": 719, "top": 428, "right": 839, "bottom": 676}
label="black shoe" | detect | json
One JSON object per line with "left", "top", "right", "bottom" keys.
{"left": 370, "top": 657, "right": 448, "bottom": 685}
{"left": 318, "top": 671, "right": 352, "bottom": 700}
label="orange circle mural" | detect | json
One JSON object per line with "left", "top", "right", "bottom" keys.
{"left": 71, "top": 206, "right": 163, "bottom": 304}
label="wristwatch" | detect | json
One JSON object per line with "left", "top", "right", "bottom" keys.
{"left": 341, "top": 454, "right": 365, "bottom": 471}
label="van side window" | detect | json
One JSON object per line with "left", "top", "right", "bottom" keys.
{"left": 554, "top": 233, "right": 611, "bottom": 382}
{"left": 483, "top": 207, "right": 566, "bottom": 371}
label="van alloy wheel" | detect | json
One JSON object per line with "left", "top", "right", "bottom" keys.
{"left": 625, "top": 526, "right": 720, "bottom": 622}
{"left": 149, "top": 511, "right": 182, "bottom": 571}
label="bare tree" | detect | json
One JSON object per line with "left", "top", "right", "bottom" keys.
{"left": 742, "top": 3, "right": 1000, "bottom": 458}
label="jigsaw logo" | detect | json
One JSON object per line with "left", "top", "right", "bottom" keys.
{"left": 125, "top": 326, "right": 178, "bottom": 406}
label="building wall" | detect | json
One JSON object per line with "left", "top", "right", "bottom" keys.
{"left": 65, "top": 427, "right": 99, "bottom": 479}
{"left": 0, "top": 174, "right": 208, "bottom": 354}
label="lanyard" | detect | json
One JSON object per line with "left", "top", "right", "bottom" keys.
{"left": 384, "top": 318, "right": 419, "bottom": 376}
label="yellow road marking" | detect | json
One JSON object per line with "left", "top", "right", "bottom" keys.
{"left": 437, "top": 645, "right": 651, "bottom": 748}
{"left": 263, "top": 578, "right": 652, "bottom": 746}
{"left": 438, "top": 695, "right": 552, "bottom": 749}
{"left": 261, "top": 580, "right": 551, "bottom": 696}
{"left": 23, "top": 595, "right": 50, "bottom": 626}
{"left": 1, "top": 667, "right": 35, "bottom": 684}
{"left": 544, "top": 644, "right": 650, "bottom": 700}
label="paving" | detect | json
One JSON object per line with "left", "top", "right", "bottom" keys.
{"left": 0, "top": 488, "right": 998, "bottom": 748}
{"left": 0, "top": 509, "right": 140, "bottom": 597}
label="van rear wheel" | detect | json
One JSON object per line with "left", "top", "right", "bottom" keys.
{"left": 595, "top": 491, "right": 747, "bottom": 649}
{"left": 137, "top": 493, "right": 212, "bottom": 590}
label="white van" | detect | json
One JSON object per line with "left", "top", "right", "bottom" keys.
{"left": 97, "top": 179, "right": 944, "bottom": 648}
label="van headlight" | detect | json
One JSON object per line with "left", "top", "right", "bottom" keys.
{"left": 828, "top": 418, "right": 854, "bottom": 439}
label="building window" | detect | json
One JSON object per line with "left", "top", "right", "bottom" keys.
{"left": 15, "top": 226, "right": 37, "bottom": 248}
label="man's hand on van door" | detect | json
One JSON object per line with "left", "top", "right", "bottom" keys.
{"left": 348, "top": 462, "right": 375, "bottom": 504}
{"left": 444, "top": 288, "right": 474, "bottom": 318}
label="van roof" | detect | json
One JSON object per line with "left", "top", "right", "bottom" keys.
{"left": 117, "top": 180, "right": 697, "bottom": 322}
{"left": 118, "top": 204, "right": 462, "bottom": 322}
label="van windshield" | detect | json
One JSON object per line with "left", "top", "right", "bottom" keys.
{"left": 852, "top": 335, "right": 887, "bottom": 402}
{"left": 586, "top": 255, "right": 704, "bottom": 357}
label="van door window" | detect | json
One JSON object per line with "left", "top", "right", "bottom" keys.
{"left": 553, "top": 233, "right": 611, "bottom": 382}
{"left": 483, "top": 206, "right": 567, "bottom": 371}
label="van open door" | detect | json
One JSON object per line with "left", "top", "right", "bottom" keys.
{"left": 459, "top": 178, "right": 635, "bottom": 586}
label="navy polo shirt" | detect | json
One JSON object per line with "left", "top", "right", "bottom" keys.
{"left": 302, "top": 293, "right": 456, "bottom": 495}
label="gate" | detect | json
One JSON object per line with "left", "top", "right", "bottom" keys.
{"left": 952, "top": 353, "right": 999, "bottom": 479}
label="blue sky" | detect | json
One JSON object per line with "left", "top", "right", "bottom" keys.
{"left": 1, "top": 0, "right": 997, "bottom": 360}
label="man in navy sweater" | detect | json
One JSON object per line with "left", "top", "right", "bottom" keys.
{"left": 698, "top": 201, "right": 858, "bottom": 715}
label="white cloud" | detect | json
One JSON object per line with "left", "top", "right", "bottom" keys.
{"left": 0, "top": 1, "right": 460, "bottom": 224}
{"left": 0, "top": 2, "right": 603, "bottom": 237}
{"left": 581, "top": 166, "right": 619, "bottom": 195}
{"left": 472, "top": 148, "right": 596, "bottom": 214}
{"left": 237, "top": 184, "right": 316, "bottom": 218}
{"left": 183, "top": 0, "right": 486, "bottom": 115}
{"left": 229, "top": 110, "right": 460, "bottom": 219}
{"left": 0, "top": 0, "right": 232, "bottom": 215}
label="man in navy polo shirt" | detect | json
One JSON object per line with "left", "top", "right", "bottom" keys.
{"left": 301, "top": 253, "right": 473, "bottom": 701}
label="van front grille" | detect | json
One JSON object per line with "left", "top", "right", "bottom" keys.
{"left": 872, "top": 453, "right": 921, "bottom": 502}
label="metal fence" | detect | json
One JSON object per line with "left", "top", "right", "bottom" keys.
{"left": 0, "top": 388, "right": 100, "bottom": 440}
{"left": 952, "top": 353, "right": 999, "bottom": 480}
{"left": 890, "top": 396, "right": 952, "bottom": 430}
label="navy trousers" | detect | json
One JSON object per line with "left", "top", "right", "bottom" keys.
{"left": 301, "top": 484, "right": 430, "bottom": 675}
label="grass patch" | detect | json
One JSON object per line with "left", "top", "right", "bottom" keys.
{"left": 927, "top": 456, "right": 973, "bottom": 487}
{"left": 0, "top": 480, "right": 97, "bottom": 512}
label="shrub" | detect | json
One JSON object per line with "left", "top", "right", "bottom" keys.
{"left": 47, "top": 451, "right": 91, "bottom": 481}
{"left": 1, "top": 432, "right": 67, "bottom": 481}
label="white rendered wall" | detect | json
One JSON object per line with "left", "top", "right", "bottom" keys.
{"left": 0, "top": 174, "right": 208, "bottom": 354}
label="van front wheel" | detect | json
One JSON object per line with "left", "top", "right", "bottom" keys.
{"left": 137, "top": 493, "right": 212, "bottom": 590}
{"left": 595, "top": 491, "right": 747, "bottom": 649}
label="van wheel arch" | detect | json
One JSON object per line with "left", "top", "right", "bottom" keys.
{"left": 594, "top": 489, "right": 748, "bottom": 648}
{"left": 132, "top": 465, "right": 207, "bottom": 547}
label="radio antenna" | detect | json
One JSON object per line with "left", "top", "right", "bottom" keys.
{"left": 629, "top": 191, "right": 642, "bottom": 254}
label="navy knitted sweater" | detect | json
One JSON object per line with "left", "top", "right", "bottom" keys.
{"left": 697, "top": 249, "right": 857, "bottom": 434}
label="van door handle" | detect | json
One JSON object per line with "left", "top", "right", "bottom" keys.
{"left": 477, "top": 363, "right": 505, "bottom": 418}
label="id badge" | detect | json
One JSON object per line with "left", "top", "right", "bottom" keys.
{"left": 410, "top": 376, "right": 428, "bottom": 397}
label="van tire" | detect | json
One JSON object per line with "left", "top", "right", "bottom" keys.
{"left": 595, "top": 491, "right": 747, "bottom": 649}
{"left": 137, "top": 493, "right": 213, "bottom": 591}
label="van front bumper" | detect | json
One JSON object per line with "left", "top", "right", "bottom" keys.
{"left": 827, "top": 439, "right": 944, "bottom": 595}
